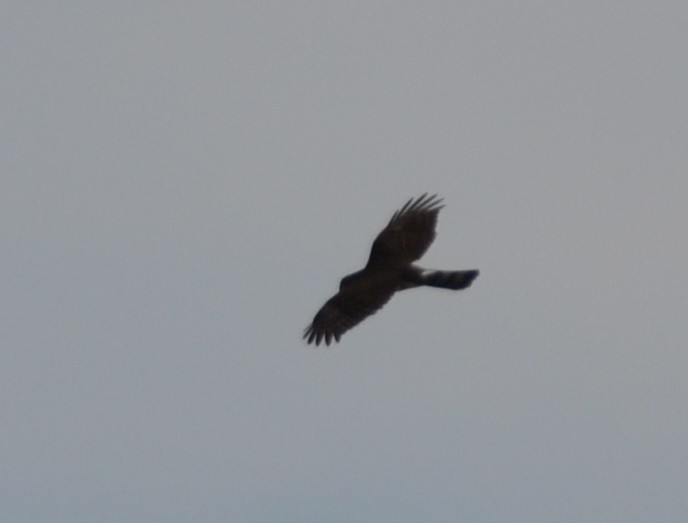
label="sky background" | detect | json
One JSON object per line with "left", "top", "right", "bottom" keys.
{"left": 3, "top": 2, "right": 687, "bottom": 522}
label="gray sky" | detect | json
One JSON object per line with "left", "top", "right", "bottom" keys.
{"left": 3, "top": 2, "right": 687, "bottom": 522}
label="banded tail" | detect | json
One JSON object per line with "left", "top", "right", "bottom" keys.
{"left": 406, "top": 268, "right": 479, "bottom": 290}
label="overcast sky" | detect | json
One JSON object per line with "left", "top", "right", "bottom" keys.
{"left": 3, "top": 2, "right": 687, "bottom": 522}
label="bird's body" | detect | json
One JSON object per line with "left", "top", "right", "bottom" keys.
{"left": 304, "top": 194, "right": 478, "bottom": 346}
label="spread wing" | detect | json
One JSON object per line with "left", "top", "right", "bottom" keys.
{"left": 365, "top": 193, "right": 444, "bottom": 270}
{"left": 304, "top": 194, "right": 445, "bottom": 346}
{"left": 303, "top": 280, "right": 396, "bottom": 346}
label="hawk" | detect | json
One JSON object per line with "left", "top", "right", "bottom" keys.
{"left": 304, "top": 193, "right": 479, "bottom": 346}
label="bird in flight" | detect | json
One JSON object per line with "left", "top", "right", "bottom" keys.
{"left": 304, "top": 193, "right": 479, "bottom": 346}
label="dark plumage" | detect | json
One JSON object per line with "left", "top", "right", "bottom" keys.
{"left": 304, "top": 194, "right": 479, "bottom": 346}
